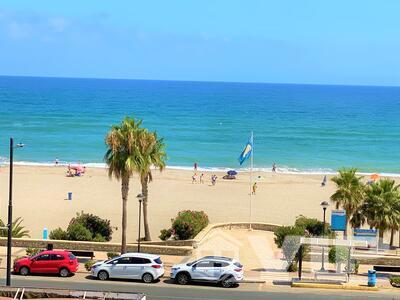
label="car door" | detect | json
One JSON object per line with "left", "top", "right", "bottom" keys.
{"left": 108, "top": 257, "right": 130, "bottom": 279}
{"left": 30, "top": 254, "right": 52, "bottom": 273}
{"left": 49, "top": 254, "right": 64, "bottom": 273}
{"left": 210, "top": 261, "right": 225, "bottom": 280}
{"left": 191, "top": 260, "right": 212, "bottom": 280}
{"left": 124, "top": 257, "right": 146, "bottom": 279}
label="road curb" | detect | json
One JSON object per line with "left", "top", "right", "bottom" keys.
{"left": 292, "top": 282, "right": 379, "bottom": 291}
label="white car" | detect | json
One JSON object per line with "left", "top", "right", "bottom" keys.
{"left": 170, "top": 256, "right": 244, "bottom": 288}
{"left": 91, "top": 253, "right": 164, "bottom": 283}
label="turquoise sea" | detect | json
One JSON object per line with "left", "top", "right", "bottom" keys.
{"left": 0, "top": 76, "right": 399, "bottom": 174}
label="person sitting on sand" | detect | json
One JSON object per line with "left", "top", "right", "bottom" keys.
{"left": 66, "top": 165, "right": 74, "bottom": 177}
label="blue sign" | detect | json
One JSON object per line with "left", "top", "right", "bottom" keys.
{"left": 331, "top": 210, "right": 346, "bottom": 231}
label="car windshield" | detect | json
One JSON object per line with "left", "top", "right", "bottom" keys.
{"left": 186, "top": 259, "right": 199, "bottom": 266}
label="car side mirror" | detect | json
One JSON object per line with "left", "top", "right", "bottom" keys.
{"left": 30, "top": 258, "right": 36, "bottom": 262}
{"left": 192, "top": 265, "right": 196, "bottom": 269}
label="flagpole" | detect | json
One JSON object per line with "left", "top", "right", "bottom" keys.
{"left": 249, "top": 131, "right": 253, "bottom": 230}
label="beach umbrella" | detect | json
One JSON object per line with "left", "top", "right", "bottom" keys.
{"left": 370, "top": 174, "right": 379, "bottom": 181}
{"left": 227, "top": 170, "right": 237, "bottom": 175}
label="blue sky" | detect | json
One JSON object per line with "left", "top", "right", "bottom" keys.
{"left": 0, "top": 0, "right": 399, "bottom": 85}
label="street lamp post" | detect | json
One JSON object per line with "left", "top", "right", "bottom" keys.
{"left": 6, "top": 138, "right": 24, "bottom": 286}
{"left": 320, "top": 200, "right": 329, "bottom": 272}
{"left": 136, "top": 194, "right": 145, "bottom": 253}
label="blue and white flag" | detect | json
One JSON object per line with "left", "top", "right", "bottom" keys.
{"left": 238, "top": 137, "right": 253, "bottom": 165}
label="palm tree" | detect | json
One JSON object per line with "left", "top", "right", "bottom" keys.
{"left": 137, "top": 130, "right": 166, "bottom": 241}
{"left": 0, "top": 217, "right": 30, "bottom": 238}
{"left": 330, "top": 168, "right": 365, "bottom": 238}
{"left": 105, "top": 117, "right": 144, "bottom": 253}
{"left": 363, "top": 178, "right": 400, "bottom": 246}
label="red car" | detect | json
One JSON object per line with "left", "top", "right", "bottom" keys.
{"left": 14, "top": 250, "right": 79, "bottom": 277}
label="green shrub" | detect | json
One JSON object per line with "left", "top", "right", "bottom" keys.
{"left": 159, "top": 228, "right": 172, "bottom": 241}
{"left": 92, "top": 233, "right": 107, "bottom": 242}
{"left": 274, "top": 226, "right": 305, "bottom": 248}
{"left": 345, "top": 259, "right": 359, "bottom": 274}
{"left": 328, "top": 246, "right": 349, "bottom": 264}
{"left": 67, "top": 222, "right": 93, "bottom": 241}
{"left": 295, "top": 215, "right": 331, "bottom": 237}
{"left": 171, "top": 210, "right": 209, "bottom": 240}
{"left": 26, "top": 247, "right": 43, "bottom": 257}
{"left": 274, "top": 225, "right": 309, "bottom": 272}
{"left": 107, "top": 252, "right": 119, "bottom": 259}
{"left": 69, "top": 212, "right": 113, "bottom": 241}
{"left": 84, "top": 259, "right": 96, "bottom": 271}
{"left": 49, "top": 227, "right": 68, "bottom": 240}
{"left": 390, "top": 276, "right": 400, "bottom": 288}
{"left": 50, "top": 212, "right": 113, "bottom": 242}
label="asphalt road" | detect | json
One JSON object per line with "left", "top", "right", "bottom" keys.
{"left": 0, "top": 275, "right": 399, "bottom": 300}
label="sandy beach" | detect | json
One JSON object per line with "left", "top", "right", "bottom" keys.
{"left": 0, "top": 165, "right": 398, "bottom": 245}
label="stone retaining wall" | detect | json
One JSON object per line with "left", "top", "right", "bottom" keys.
{"left": 0, "top": 237, "right": 192, "bottom": 256}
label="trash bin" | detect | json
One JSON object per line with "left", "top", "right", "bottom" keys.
{"left": 47, "top": 243, "right": 53, "bottom": 250}
{"left": 368, "top": 269, "right": 376, "bottom": 287}
{"left": 68, "top": 192, "right": 72, "bottom": 200}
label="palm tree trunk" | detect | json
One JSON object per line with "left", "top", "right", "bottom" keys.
{"left": 121, "top": 176, "right": 130, "bottom": 254}
{"left": 379, "top": 229, "right": 384, "bottom": 247}
{"left": 142, "top": 174, "right": 151, "bottom": 241}
{"left": 389, "top": 228, "right": 394, "bottom": 247}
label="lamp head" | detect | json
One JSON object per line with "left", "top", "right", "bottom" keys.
{"left": 320, "top": 201, "right": 329, "bottom": 209}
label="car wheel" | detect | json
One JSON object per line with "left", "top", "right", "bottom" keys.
{"left": 221, "top": 276, "right": 235, "bottom": 288}
{"left": 142, "top": 273, "right": 154, "bottom": 283}
{"left": 19, "top": 266, "right": 29, "bottom": 276}
{"left": 98, "top": 270, "right": 109, "bottom": 281}
{"left": 175, "top": 272, "right": 190, "bottom": 285}
{"left": 59, "top": 268, "right": 70, "bottom": 277}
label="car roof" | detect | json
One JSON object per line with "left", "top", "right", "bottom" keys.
{"left": 39, "top": 250, "right": 70, "bottom": 255}
{"left": 121, "top": 252, "right": 160, "bottom": 259}
{"left": 201, "top": 256, "right": 233, "bottom": 261}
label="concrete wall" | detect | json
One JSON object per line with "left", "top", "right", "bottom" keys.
{"left": 0, "top": 237, "right": 192, "bottom": 256}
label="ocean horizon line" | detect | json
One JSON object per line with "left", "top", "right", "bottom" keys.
{"left": 2, "top": 160, "right": 400, "bottom": 178}
{"left": 1, "top": 74, "right": 400, "bottom": 89}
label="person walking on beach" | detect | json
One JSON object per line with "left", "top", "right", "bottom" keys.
{"left": 272, "top": 163, "right": 277, "bottom": 172}
{"left": 194, "top": 162, "right": 198, "bottom": 171}
{"left": 200, "top": 173, "right": 204, "bottom": 184}
{"left": 321, "top": 175, "right": 327, "bottom": 187}
{"left": 252, "top": 182, "right": 257, "bottom": 195}
{"left": 211, "top": 174, "right": 217, "bottom": 185}
{"left": 192, "top": 173, "right": 197, "bottom": 184}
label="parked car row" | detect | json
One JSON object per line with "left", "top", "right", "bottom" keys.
{"left": 13, "top": 250, "right": 243, "bottom": 288}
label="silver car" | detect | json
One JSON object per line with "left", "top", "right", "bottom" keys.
{"left": 170, "top": 256, "right": 244, "bottom": 288}
{"left": 91, "top": 252, "right": 164, "bottom": 283}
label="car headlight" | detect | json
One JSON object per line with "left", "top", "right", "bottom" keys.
{"left": 171, "top": 267, "right": 180, "bottom": 272}
{"left": 91, "top": 265, "right": 98, "bottom": 269}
